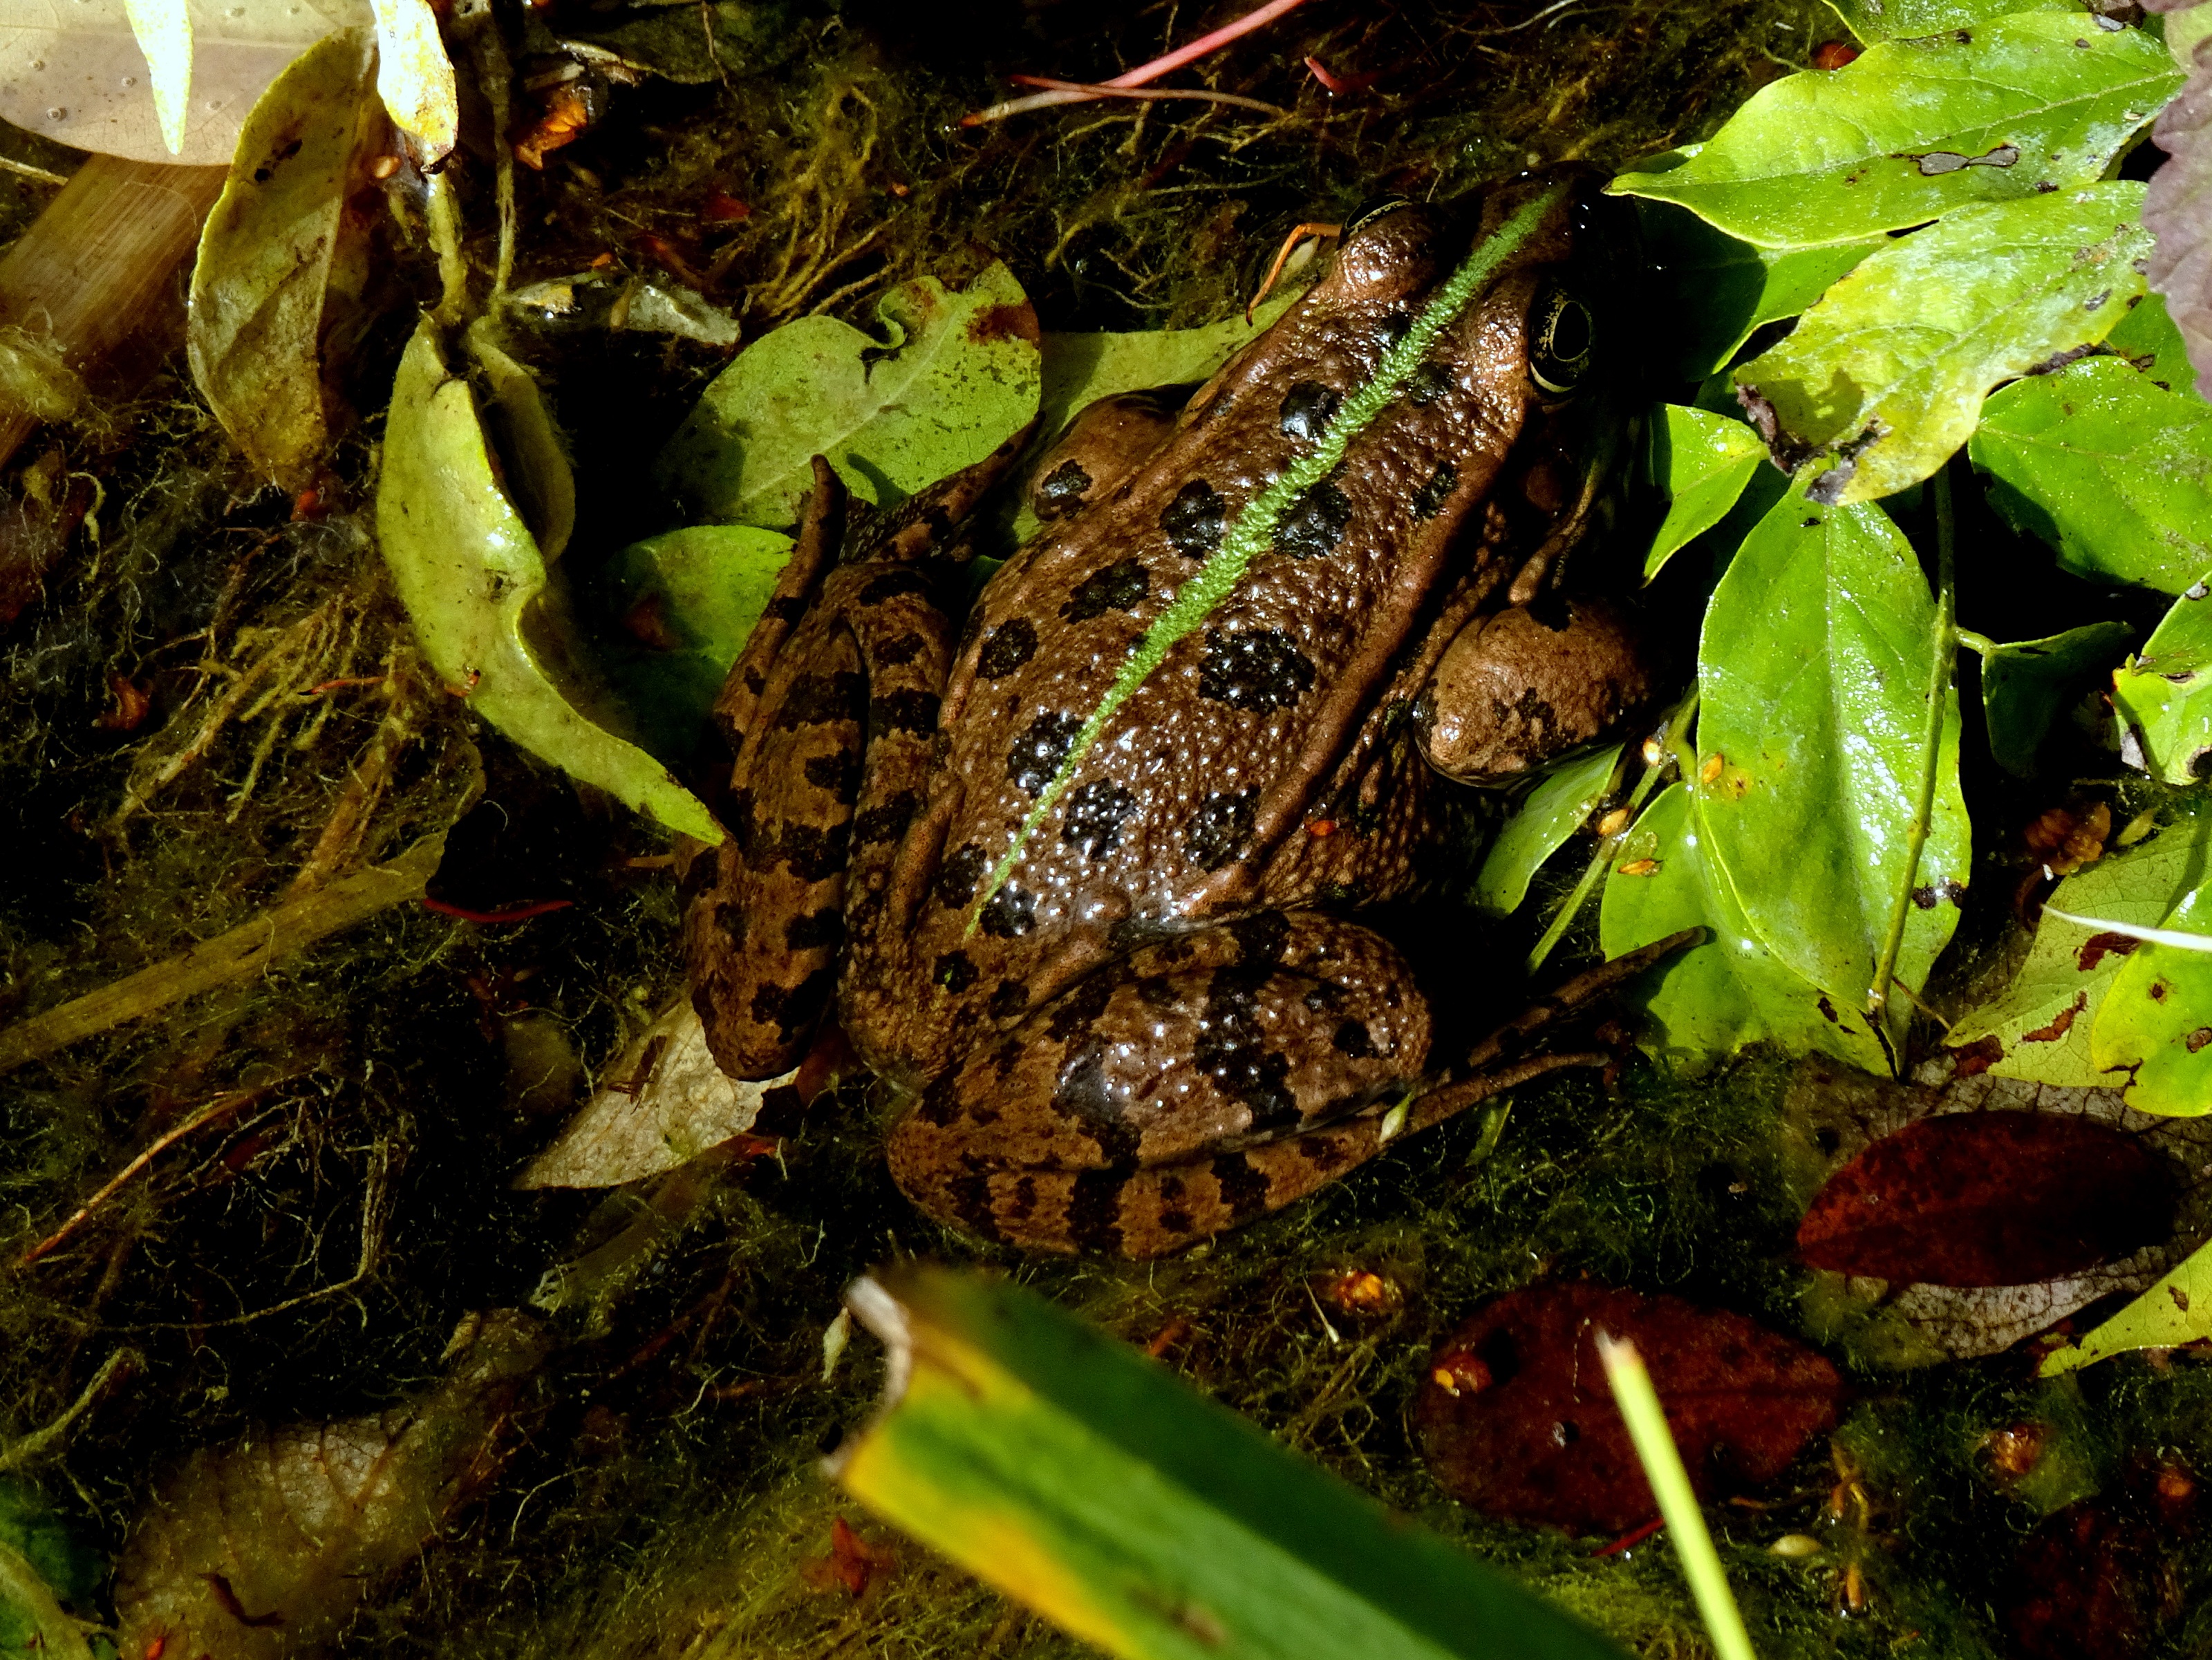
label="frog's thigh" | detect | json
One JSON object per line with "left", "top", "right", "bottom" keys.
{"left": 887, "top": 912, "right": 1432, "bottom": 1256}
{"left": 1414, "top": 598, "right": 1654, "bottom": 783}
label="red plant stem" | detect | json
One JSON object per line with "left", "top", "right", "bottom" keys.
{"left": 1591, "top": 1516, "right": 1667, "bottom": 1558}
{"left": 19, "top": 1088, "right": 263, "bottom": 1265}
{"left": 962, "top": 0, "right": 1314, "bottom": 124}
{"left": 422, "top": 896, "right": 576, "bottom": 925}
{"left": 1006, "top": 76, "right": 1291, "bottom": 116}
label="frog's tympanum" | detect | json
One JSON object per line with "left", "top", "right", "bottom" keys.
{"left": 681, "top": 174, "right": 1681, "bottom": 1257}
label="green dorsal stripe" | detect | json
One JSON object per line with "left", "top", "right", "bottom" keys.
{"left": 968, "top": 182, "right": 1567, "bottom": 934}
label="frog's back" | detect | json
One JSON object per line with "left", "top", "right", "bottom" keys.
{"left": 854, "top": 182, "right": 1600, "bottom": 1066}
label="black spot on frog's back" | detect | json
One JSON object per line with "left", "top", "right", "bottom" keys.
{"left": 935, "top": 843, "right": 989, "bottom": 908}
{"left": 1162, "top": 480, "right": 1226, "bottom": 558}
{"left": 1274, "top": 478, "right": 1351, "bottom": 558}
{"left": 1278, "top": 381, "right": 1340, "bottom": 441}
{"left": 1008, "top": 711, "right": 1086, "bottom": 796}
{"left": 1036, "top": 458, "right": 1092, "bottom": 516}
{"left": 1184, "top": 787, "right": 1258, "bottom": 871}
{"left": 1060, "top": 779, "right": 1138, "bottom": 859}
{"left": 978, "top": 618, "right": 1038, "bottom": 679}
{"left": 981, "top": 884, "right": 1037, "bottom": 938}
{"left": 1197, "top": 628, "right": 1316, "bottom": 714}
{"left": 1060, "top": 558, "right": 1150, "bottom": 623}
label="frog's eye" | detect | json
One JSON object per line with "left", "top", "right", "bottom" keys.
{"left": 1344, "top": 196, "right": 1413, "bottom": 240}
{"left": 1529, "top": 285, "right": 1595, "bottom": 396}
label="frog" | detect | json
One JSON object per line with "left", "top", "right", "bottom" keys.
{"left": 679, "top": 172, "right": 1687, "bottom": 1258}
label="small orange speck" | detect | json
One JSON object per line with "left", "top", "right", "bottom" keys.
{"left": 888, "top": 180, "right": 910, "bottom": 198}
{"left": 1618, "top": 858, "right": 1660, "bottom": 878}
{"left": 144, "top": 1640, "right": 167, "bottom": 1660}
{"left": 702, "top": 189, "right": 751, "bottom": 223}
{"left": 589, "top": 251, "right": 615, "bottom": 269}
{"left": 1307, "top": 818, "right": 1336, "bottom": 837}
{"left": 1596, "top": 807, "right": 1630, "bottom": 836}
{"left": 1431, "top": 1367, "right": 1459, "bottom": 1394}
{"left": 368, "top": 153, "right": 400, "bottom": 180}
{"left": 1811, "top": 39, "right": 1862, "bottom": 69}
{"left": 1700, "top": 753, "right": 1723, "bottom": 784}
{"left": 1429, "top": 1350, "right": 1492, "bottom": 1397}
{"left": 1640, "top": 737, "right": 1665, "bottom": 767}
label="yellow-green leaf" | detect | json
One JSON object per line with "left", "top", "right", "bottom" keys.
{"left": 376, "top": 317, "right": 719, "bottom": 843}
{"left": 2041, "top": 1233, "right": 2212, "bottom": 1374}
{"left": 369, "top": 0, "right": 454, "bottom": 162}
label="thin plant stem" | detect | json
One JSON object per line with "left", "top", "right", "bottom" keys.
{"left": 0, "top": 1348, "right": 138, "bottom": 1474}
{"left": 962, "top": 0, "right": 1312, "bottom": 124}
{"left": 1597, "top": 1333, "right": 1758, "bottom": 1660}
{"left": 15, "top": 1088, "right": 269, "bottom": 1265}
{"left": 1866, "top": 458, "right": 1958, "bottom": 1035}
{"left": 1525, "top": 689, "right": 1698, "bottom": 977}
{"left": 1005, "top": 76, "right": 1291, "bottom": 117}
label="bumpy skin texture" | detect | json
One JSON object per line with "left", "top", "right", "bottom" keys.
{"left": 687, "top": 174, "right": 1661, "bottom": 1256}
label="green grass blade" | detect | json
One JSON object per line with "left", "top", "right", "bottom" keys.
{"left": 835, "top": 1265, "right": 1629, "bottom": 1660}
{"left": 1595, "top": 1333, "right": 1757, "bottom": 1660}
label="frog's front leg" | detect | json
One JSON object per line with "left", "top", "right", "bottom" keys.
{"left": 886, "top": 911, "right": 1432, "bottom": 1256}
{"left": 1412, "top": 596, "right": 1656, "bottom": 783}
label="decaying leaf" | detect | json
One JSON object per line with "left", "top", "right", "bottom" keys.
{"left": 1414, "top": 1282, "right": 1841, "bottom": 1534}
{"left": 1797, "top": 1112, "right": 2176, "bottom": 1285}
{"left": 368, "top": 0, "right": 453, "bottom": 162}
{"left": 187, "top": 29, "right": 379, "bottom": 489}
{"left": 517, "top": 999, "right": 794, "bottom": 1189}
{"left": 2089, "top": 866, "right": 2212, "bottom": 1113}
{"left": 0, "top": 0, "right": 364, "bottom": 165}
{"left": 1785, "top": 1061, "right": 2212, "bottom": 1364}
{"left": 2146, "top": 0, "right": 2212, "bottom": 402}
{"left": 114, "top": 1310, "right": 549, "bottom": 1660}
{"left": 122, "top": 0, "right": 190, "bottom": 154}
{"left": 2001, "top": 1464, "right": 2204, "bottom": 1660}
{"left": 1734, "top": 186, "right": 2153, "bottom": 504}
{"left": 2042, "top": 1232, "right": 2212, "bottom": 1373}
{"left": 375, "top": 317, "right": 720, "bottom": 842}
{"left": 657, "top": 260, "right": 1040, "bottom": 528}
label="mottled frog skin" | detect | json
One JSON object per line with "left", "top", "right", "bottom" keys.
{"left": 682, "top": 173, "right": 1672, "bottom": 1257}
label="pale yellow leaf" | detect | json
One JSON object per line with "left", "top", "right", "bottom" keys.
{"left": 369, "top": 0, "right": 453, "bottom": 162}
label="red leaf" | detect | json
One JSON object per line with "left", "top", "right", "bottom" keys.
{"left": 1796, "top": 1113, "right": 2174, "bottom": 1287}
{"left": 1414, "top": 1283, "right": 1841, "bottom": 1534}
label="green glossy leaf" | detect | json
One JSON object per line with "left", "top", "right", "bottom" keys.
{"left": 468, "top": 319, "right": 576, "bottom": 565}
{"left": 2105, "top": 289, "right": 2196, "bottom": 384}
{"left": 1600, "top": 782, "right": 1890, "bottom": 1068}
{"left": 1038, "top": 279, "right": 1304, "bottom": 440}
{"left": 1637, "top": 198, "right": 1884, "bottom": 379}
{"left": 1972, "top": 354, "right": 2212, "bottom": 593}
{"left": 1737, "top": 186, "right": 2152, "bottom": 505}
{"left": 1980, "top": 621, "right": 2135, "bottom": 775}
{"left": 835, "top": 1266, "right": 1629, "bottom": 1660}
{"left": 1696, "top": 487, "right": 1969, "bottom": 1056}
{"left": 1472, "top": 744, "right": 1622, "bottom": 916}
{"left": 186, "top": 30, "right": 376, "bottom": 489}
{"left": 377, "top": 318, "right": 720, "bottom": 842}
{"left": 596, "top": 523, "right": 794, "bottom": 759}
{"left": 1609, "top": 15, "right": 2179, "bottom": 249}
{"left": 1824, "top": 0, "right": 2070, "bottom": 43}
{"left": 2091, "top": 863, "right": 2212, "bottom": 1111}
{"left": 1945, "top": 814, "right": 2206, "bottom": 1084}
{"left": 2041, "top": 1233, "right": 2212, "bottom": 1375}
{"left": 658, "top": 261, "right": 1041, "bottom": 528}
{"left": 2112, "top": 583, "right": 2212, "bottom": 782}
{"left": 1645, "top": 404, "right": 1768, "bottom": 580}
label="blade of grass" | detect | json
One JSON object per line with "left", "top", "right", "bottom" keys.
{"left": 1595, "top": 1332, "right": 1757, "bottom": 1660}
{"left": 836, "top": 1265, "right": 1630, "bottom": 1660}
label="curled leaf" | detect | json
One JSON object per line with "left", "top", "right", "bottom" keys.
{"left": 368, "top": 0, "right": 454, "bottom": 162}
{"left": 1414, "top": 1283, "right": 1841, "bottom": 1534}
{"left": 1471, "top": 743, "right": 1620, "bottom": 916}
{"left": 1980, "top": 622, "right": 2136, "bottom": 777}
{"left": 658, "top": 260, "right": 1040, "bottom": 528}
{"left": 1735, "top": 186, "right": 2152, "bottom": 504}
{"left": 115, "top": 1310, "right": 548, "bottom": 1660}
{"left": 2111, "top": 581, "right": 2212, "bottom": 782}
{"left": 1644, "top": 403, "right": 1765, "bottom": 579}
{"left": 187, "top": 29, "right": 378, "bottom": 489}
{"left": 375, "top": 317, "right": 720, "bottom": 842}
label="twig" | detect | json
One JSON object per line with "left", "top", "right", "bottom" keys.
{"left": 0, "top": 833, "right": 446, "bottom": 1073}
{"left": 1004, "top": 77, "right": 1293, "bottom": 118}
{"left": 961, "top": 0, "right": 1313, "bottom": 124}
{"left": 1867, "top": 458, "right": 1957, "bottom": 1041}
{"left": 0, "top": 1348, "right": 140, "bottom": 1473}
{"left": 16, "top": 1090, "right": 270, "bottom": 1264}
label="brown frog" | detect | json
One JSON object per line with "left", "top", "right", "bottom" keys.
{"left": 680, "top": 173, "right": 1680, "bottom": 1258}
